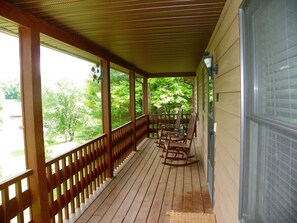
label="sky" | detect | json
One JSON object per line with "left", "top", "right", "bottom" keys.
{"left": 0, "top": 31, "right": 92, "bottom": 85}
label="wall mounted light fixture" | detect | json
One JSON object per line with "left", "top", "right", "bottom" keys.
{"left": 91, "top": 63, "right": 103, "bottom": 83}
{"left": 203, "top": 51, "right": 218, "bottom": 78}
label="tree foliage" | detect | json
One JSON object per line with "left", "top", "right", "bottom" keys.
{"left": 0, "top": 78, "right": 21, "bottom": 100}
{"left": 135, "top": 78, "right": 143, "bottom": 117}
{"left": 42, "top": 80, "right": 87, "bottom": 142}
{"left": 148, "top": 77, "right": 193, "bottom": 114}
{"left": 110, "top": 69, "right": 130, "bottom": 129}
{"left": 83, "top": 77, "right": 102, "bottom": 137}
{"left": 41, "top": 72, "right": 194, "bottom": 146}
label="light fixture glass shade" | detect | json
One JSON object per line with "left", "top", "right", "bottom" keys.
{"left": 91, "top": 63, "right": 103, "bottom": 82}
{"left": 203, "top": 56, "right": 212, "bottom": 68}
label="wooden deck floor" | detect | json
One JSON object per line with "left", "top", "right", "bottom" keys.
{"left": 75, "top": 138, "right": 211, "bottom": 223}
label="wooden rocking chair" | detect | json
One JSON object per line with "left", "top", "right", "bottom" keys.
{"left": 155, "top": 109, "right": 183, "bottom": 148}
{"left": 162, "top": 113, "right": 198, "bottom": 166}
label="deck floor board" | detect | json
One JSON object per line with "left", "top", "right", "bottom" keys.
{"left": 76, "top": 138, "right": 211, "bottom": 223}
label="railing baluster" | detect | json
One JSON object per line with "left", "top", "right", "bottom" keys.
{"left": 54, "top": 162, "right": 62, "bottom": 223}
{"left": 91, "top": 142, "right": 96, "bottom": 191}
{"left": 73, "top": 151, "right": 80, "bottom": 209}
{"left": 69, "top": 154, "right": 75, "bottom": 214}
{"left": 46, "top": 165, "right": 54, "bottom": 222}
{"left": 78, "top": 149, "right": 85, "bottom": 204}
{"left": 1, "top": 186, "right": 9, "bottom": 223}
{"left": 15, "top": 180, "right": 24, "bottom": 223}
{"left": 94, "top": 140, "right": 100, "bottom": 188}
{"left": 62, "top": 157, "right": 69, "bottom": 220}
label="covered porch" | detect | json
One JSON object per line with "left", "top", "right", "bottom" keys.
{"left": 0, "top": 113, "right": 211, "bottom": 223}
{"left": 0, "top": 0, "right": 233, "bottom": 223}
{"left": 75, "top": 138, "right": 210, "bottom": 223}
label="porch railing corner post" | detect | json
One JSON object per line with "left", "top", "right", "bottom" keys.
{"left": 129, "top": 70, "right": 136, "bottom": 151}
{"left": 19, "top": 26, "right": 50, "bottom": 222}
{"left": 143, "top": 78, "right": 149, "bottom": 137}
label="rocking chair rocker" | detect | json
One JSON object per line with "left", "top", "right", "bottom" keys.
{"left": 162, "top": 113, "right": 198, "bottom": 166}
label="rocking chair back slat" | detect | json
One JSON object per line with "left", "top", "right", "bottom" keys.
{"left": 156, "top": 109, "right": 183, "bottom": 147}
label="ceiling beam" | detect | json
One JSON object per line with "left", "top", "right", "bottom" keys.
{"left": 148, "top": 72, "right": 196, "bottom": 78}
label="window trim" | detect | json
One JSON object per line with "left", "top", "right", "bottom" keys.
{"left": 239, "top": 2, "right": 247, "bottom": 220}
{"left": 202, "top": 68, "right": 205, "bottom": 112}
{"left": 239, "top": 0, "right": 297, "bottom": 221}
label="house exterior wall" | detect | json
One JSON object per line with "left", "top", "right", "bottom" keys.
{"left": 195, "top": 0, "right": 243, "bottom": 222}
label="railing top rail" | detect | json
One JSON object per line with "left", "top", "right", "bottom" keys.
{"left": 136, "top": 114, "right": 147, "bottom": 120}
{"left": 112, "top": 121, "right": 133, "bottom": 132}
{"left": 0, "top": 169, "right": 33, "bottom": 189}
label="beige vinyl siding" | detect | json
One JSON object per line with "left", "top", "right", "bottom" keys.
{"left": 195, "top": 0, "right": 243, "bottom": 222}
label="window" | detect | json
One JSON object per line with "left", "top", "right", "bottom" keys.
{"left": 240, "top": 0, "right": 297, "bottom": 222}
{"left": 202, "top": 68, "right": 205, "bottom": 112}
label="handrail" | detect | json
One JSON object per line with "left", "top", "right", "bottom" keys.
{"left": 111, "top": 121, "right": 133, "bottom": 132}
{"left": 0, "top": 169, "right": 33, "bottom": 189}
{"left": 136, "top": 114, "right": 146, "bottom": 120}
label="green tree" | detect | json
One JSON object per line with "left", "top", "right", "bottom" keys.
{"left": 42, "top": 80, "right": 87, "bottom": 142}
{"left": 84, "top": 69, "right": 137, "bottom": 131}
{"left": 83, "top": 77, "right": 102, "bottom": 138}
{"left": 135, "top": 78, "right": 143, "bottom": 117}
{"left": 110, "top": 68, "right": 130, "bottom": 129}
{"left": 148, "top": 77, "right": 193, "bottom": 114}
{"left": 0, "top": 78, "right": 21, "bottom": 100}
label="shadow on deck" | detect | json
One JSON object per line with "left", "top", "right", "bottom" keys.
{"left": 75, "top": 138, "right": 211, "bottom": 223}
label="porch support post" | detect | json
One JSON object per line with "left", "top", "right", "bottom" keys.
{"left": 143, "top": 78, "right": 149, "bottom": 136}
{"left": 143, "top": 77, "right": 148, "bottom": 115}
{"left": 101, "top": 59, "right": 113, "bottom": 178}
{"left": 19, "top": 27, "right": 50, "bottom": 222}
{"left": 129, "top": 70, "right": 136, "bottom": 151}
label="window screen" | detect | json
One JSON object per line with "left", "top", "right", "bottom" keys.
{"left": 240, "top": 0, "right": 297, "bottom": 222}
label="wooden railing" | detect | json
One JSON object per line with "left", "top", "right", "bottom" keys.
{"left": 111, "top": 121, "right": 133, "bottom": 170}
{"left": 45, "top": 135, "right": 107, "bottom": 222}
{"left": 0, "top": 169, "right": 33, "bottom": 222}
{"left": 0, "top": 114, "right": 192, "bottom": 222}
{"left": 0, "top": 117, "right": 149, "bottom": 223}
{"left": 148, "top": 113, "right": 191, "bottom": 137}
{"left": 136, "top": 115, "right": 148, "bottom": 145}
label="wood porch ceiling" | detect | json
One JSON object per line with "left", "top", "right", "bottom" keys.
{"left": 2, "top": 0, "right": 225, "bottom": 76}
